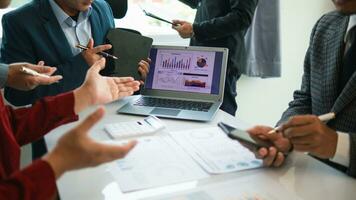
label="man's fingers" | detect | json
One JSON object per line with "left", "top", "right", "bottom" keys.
{"left": 113, "top": 77, "right": 135, "bottom": 83}
{"left": 35, "top": 75, "right": 63, "bottom": 85}
{"left": 90, "top": 58, "right": 106, "bottom": 73}
{"left": 117, "top": 91, "right": 135, "bottom": 98}
{"left": 282, "top": 115, "right": 318, "bottom": 130}
{"left": 76, "top": 107, "right": 105, "bottom": 134}
{"left": 284, "top": 123, "right": 315, "bottom": 138}
{"left": 92, "top": 44, "right": 112, "bottom": 54}
{"left": 25, "top": 63, "right": 56, "bottom": 75}
{"left": 247, "top": 125, "right": 273, "bottom": 135}
{"left": 273, "top": 152, "right": 285, "bottom": 167}
{"left": 263, "top": 147, "right": 277, "bottom": 167}
{"left": 87, "top": 38, "right": 94, "bottom": 49}
{"left": 96, "top": 140, "right": 138, "bottom": 161}
{"left": 37, "top": 61, "right": 45, "bottom": 66}
{"left": 255, "top": 147, "right": 268, "bottom": 159}
{"left": 289, "top": 134, "right": 315, "bottom": 145}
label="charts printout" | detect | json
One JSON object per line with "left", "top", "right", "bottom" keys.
{"left": 109, "top": 135, "right": 209, "bottom": 192}
{"left": 169, "top": 127, "right": 263, "bottom": 174}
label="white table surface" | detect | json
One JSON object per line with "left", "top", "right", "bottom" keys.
{"left": 45, "top": 96, "right": 356, "bottom": 200}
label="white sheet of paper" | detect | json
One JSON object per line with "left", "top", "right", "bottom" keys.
{"left": 109, "top": 135, "right": 209, "bottom": 192}
{"left": 169, "top": 127, "right": 262, "bottom": 174}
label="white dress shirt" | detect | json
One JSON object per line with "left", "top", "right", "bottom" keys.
{"left": 330, "top": 15, "right": 356, "bottom": 167}
{"left": 49, "top": 0, "right": 92, "bottom": 56}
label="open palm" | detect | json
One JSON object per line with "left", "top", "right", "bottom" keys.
{"left": 83, "top": 58, "right": 140, "bottom": 105}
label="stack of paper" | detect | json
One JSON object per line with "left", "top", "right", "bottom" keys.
{"left": 169, "top": 127, "right": 262, "bottom": 174}
{"left": 109, "top": 135, "right": 209, "bottom": 192}
{"left": 110, "top": 127, "right": 262, "bottom": 192}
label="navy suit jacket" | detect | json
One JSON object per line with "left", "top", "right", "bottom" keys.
{"left": 1, "top": 0, "right": 115, "bottom": 106}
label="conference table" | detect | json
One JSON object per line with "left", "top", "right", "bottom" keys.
{"left": 45, "top": 96, "right": 356, "bottom": 200}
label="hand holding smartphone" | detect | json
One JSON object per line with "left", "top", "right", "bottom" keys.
{"left": 218, "top": 122, "right": 272, "bottom": 152}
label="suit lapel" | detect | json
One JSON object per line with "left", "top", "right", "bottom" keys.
{"left": 330, "top": 16, "right": 356, "bottom": 113}
{"left": 40, "top": 0, "right": 72, "bottom": 60}
{"left": 89, "top": 6, "right": 104, "bottom": 45}
{"left": 321, "top": 15, "right": 348, "bottom": 114}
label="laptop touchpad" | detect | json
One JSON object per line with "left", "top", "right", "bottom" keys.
{"left": 150, "top": 108, "right": 180, "bottom": 116}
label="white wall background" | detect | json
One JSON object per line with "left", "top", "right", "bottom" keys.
{"left": 235, "top": 0, "right": 334, "bottom": 127}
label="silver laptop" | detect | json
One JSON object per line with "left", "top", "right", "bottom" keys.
{"left": 118, "top": 45, "right": 228, "bottom": 121}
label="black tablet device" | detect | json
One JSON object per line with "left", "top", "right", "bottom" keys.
{"left": 106, "top": 29, "right": 153, "bottom": 80}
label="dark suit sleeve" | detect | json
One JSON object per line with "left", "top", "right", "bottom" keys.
{"left": 178, "top": 0, "right": 199, "bottom": 8}
{"left": 350, "top": 135, "right": 356, "bottom": 177}
{"left": 276, "top": 19, "right": 320, "bottom": 125}
{"left": 192, "top": 0, "right": 258, "bottom": 41}
{"left": 1, "top": 14, "right": 89, "bottom": 106}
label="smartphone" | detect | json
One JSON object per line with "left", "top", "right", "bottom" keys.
{"left": 218, "top": 122, "right": 272, "bottom": 151}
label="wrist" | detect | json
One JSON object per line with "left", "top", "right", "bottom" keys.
{"left": 42, "top": 150, "right": 67, "bottom": 179}
{"left": 73, "top": 86, "right": 93, "bottom": 114}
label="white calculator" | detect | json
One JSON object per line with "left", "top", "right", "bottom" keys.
{"left": 104, "top": 115, "right": 165, "bottom": 140}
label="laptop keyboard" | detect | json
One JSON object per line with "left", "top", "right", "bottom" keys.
{"left": 134, "top": 97, "right": 213, "bottom": 112}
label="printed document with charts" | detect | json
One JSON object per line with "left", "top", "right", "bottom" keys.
{"left": 109, "top": 127, "right": 262, "bottom": 192}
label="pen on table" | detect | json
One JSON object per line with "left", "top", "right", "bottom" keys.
{"left": 20, "top": 66, "right": 51, "bottom": 78}
{"left": 75, "top": 44, "right": 118, "bottom": 60}
{"left": 268, "top": 112, "right": 336, "bottom": 135}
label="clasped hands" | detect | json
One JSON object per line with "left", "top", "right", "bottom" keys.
{"left": 247, "top": 115, "right": 338, "bottom": 167}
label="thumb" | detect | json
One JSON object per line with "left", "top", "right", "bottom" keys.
{"left": 37, "top": 61, "right": 45, "bottom": 66}
{"left": 89, "top": 58, "right": 106, "bottom": 74}
{"left": 75, "top": 107, "right": 105, "bottom": 135}
{"left": 87, "top": 38, "right": 94, "bottom": 49}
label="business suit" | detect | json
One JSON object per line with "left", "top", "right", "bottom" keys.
{"left": 0, "top": 0, "right": 115, "bottom": 106}
{"left": 0, "top": 0, "right": 114, "bottom": 159}
{"left": 278, "top": 12, "right": 356, "bottom": 177}
{"left": 179, "top": 0, "right": 258, "bottom": 115}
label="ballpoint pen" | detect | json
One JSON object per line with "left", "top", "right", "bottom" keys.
{"left": 20, "top": 66, "right": 50, "bottom": 78}
{"left": 75, "top": 44, "right": 118, "bottom": 60}
{"left": 268, "top": 112, "right": 336, "bottom": 135}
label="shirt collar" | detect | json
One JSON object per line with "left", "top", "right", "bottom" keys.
{"left": 49, "top": 0, "right": 92, "bottom": 27}
{"left": 345, "top": 15, "right": 356, "bottom": 42}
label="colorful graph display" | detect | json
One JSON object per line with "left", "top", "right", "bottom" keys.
{"left": 161, "top": 57, "right": 191, "bottom": 70}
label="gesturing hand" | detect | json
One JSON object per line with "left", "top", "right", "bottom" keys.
{"left": 74, "top": 58, "right": 141, "bottom": 113}
{"left": 6, "top": 61, "right": 62, "bottom": 91}
{"left": 281, "top": 115, "right": 338, "bottom": 159}
{"left": 247, "top": 126, "right": 292, "bottom": 167}
{"left": 81, "top": 38, "right": 112, "bottom": 66}
{"left": 43, "top": 107, "right": 137, "bottom": 178}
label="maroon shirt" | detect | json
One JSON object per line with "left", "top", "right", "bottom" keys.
{"left": 0, "top": 92, "right": 78, "bottom": 199}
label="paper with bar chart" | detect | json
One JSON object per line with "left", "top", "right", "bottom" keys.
{"left": 151, "top": 49, "right": 216, "bottom": 94}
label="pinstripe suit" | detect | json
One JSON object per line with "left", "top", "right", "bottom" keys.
{"left": 278, "top": 11, "right": 356, "bottom": 177}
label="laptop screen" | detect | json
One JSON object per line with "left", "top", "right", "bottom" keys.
{"left": 145, "top": 47, "right": 224, "bottom": 95}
